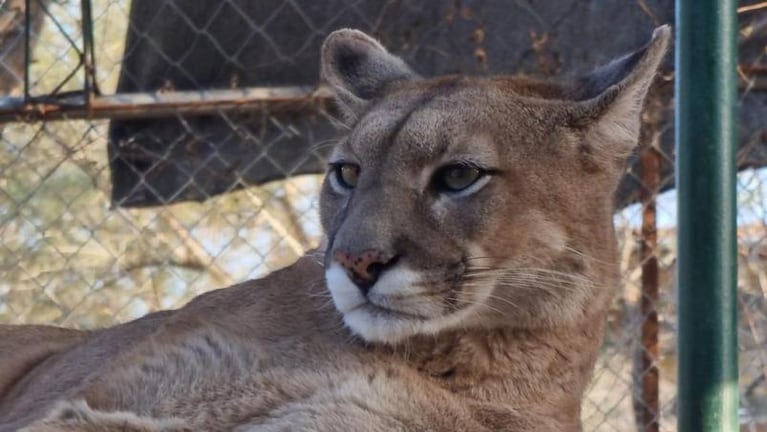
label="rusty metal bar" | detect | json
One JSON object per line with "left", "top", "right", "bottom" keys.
{"left": 0, "top": 86, "right": 333, "bottom": 123}
{"left": 639, "top": 140, "right": 661, "bottom": 432}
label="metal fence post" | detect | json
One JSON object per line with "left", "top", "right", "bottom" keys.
{"left": 676, "top": 1, "right": 739, "bottom": 431}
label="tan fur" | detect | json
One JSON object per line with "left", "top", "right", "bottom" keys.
{"left": 0, "top": 27, "right": 670, "bottom": 431}
{"left": 0, "top": 325, "right": 87, "bottom": 402}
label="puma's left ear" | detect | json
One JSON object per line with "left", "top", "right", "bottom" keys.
{"left": 569, "top": 25, "right": 671, "bottom": 158}
{"left": 320, "top": 29, "right": 418, "bottom": 122}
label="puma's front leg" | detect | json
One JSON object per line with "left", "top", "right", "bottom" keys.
{"left": 235, "top": 370, "right": 549, "bottom": 432}
{"left": 19, "top": 400, "right": 189, "bottom": 432}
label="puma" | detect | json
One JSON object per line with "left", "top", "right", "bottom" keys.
{"left": 0, "top": 26, "right": 670, "bottom": 431}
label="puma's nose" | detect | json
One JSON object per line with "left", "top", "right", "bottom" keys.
{"left": 333, "top": 250, "right": 399, "bottom": 295}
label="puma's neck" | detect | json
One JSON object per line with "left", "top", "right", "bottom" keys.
{"left": 376, "top": 309, "right": 607, "bottom": 426}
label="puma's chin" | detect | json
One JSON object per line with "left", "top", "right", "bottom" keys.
{"left": 325, "top": 263, "right": 482, "bottom": 344}
{"left": 341, "top": 305, "right": 478, "bottom": 344}
{"left": 342, "top": 307, "right": 426, "bottom": 344}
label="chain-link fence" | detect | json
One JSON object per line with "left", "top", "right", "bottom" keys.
{"left": 1, "top": 1, "right": 766, "bottom": 431}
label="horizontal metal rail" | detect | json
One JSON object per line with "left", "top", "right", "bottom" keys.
{"left": 0, "top": 86, "right": 333, "bottom": 123}
{"left": 2, "top": 67, "right": 764, "bottom": 124}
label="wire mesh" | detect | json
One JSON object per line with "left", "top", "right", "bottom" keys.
{"left": 0, "top": 1, "right": 766, "bottom": 431}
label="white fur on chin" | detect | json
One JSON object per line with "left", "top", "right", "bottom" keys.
{"left": 325, "top": 263, "right": 490, "bottom": 344}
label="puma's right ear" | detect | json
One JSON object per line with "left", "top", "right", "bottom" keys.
{"left": 320, "top": 29, "right": 418, "bottom": 121}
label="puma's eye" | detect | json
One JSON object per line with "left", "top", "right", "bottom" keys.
{"left": 435, "top": 164, "right": 484, "bottom": 192}
{"left": 333, "top": 163, "right": 360, "bottom": 189}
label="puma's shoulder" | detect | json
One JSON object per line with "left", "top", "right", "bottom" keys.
{"left": 0, "top": 254, "right": 329, "bottom": 431}
{"left": 0, "top": 325, "right": 87, "bottom": 403}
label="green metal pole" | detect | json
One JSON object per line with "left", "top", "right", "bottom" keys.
{"left": 24, "top": 0, "right": 31, "bottom": 101}
{"left": 676, "top": 1, "right": 739, "bottom": 431}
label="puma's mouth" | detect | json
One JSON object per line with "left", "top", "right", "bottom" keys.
{"left": 348, "top": 302, "right": 427, "bottom": 322}
{"left": 340, "top": 299, "right": 483, "bottom": 344}
{"left": 325, "top": 262, "right": 485, "bottom": 344}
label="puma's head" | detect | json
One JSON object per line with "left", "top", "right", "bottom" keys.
{"left": 318, "top": 27, "right": 670, "bottom": 344}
